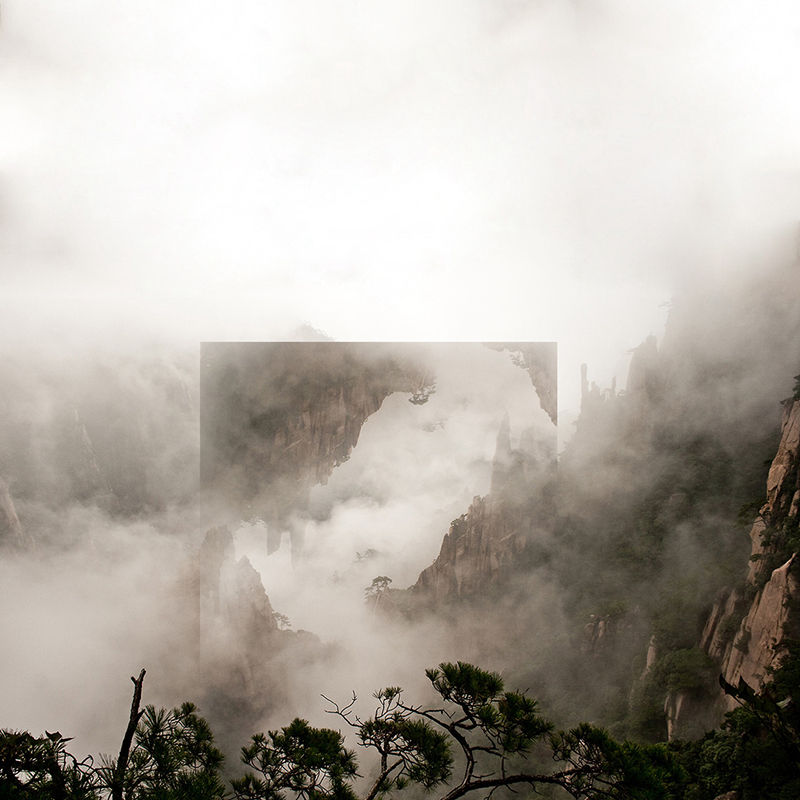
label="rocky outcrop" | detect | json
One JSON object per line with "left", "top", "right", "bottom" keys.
{"left": 0, "top": 476, "right": 32, "bottom": 548}
{"left": 413, "top": 495, "right": 527, "bottom": 602}
{"left": 664, "top": 690, "right": 716, "bottom": 741}
{"left": 173, "top": 525, "right": 324, "bottom": 751}
{"left": 182, "top": 526, "right": 278, "bottom": 653}
{"left": 201, "top": 342, "right": 558, "bottom": 554}
{"left": 625, "top": 336, "right": 661, "bottom": 400}
{"left": 700, "top": 397, "right": 800, "bottom": 710}
{"left": 200, "top": 343, "right": 428, "bottom": 552}
{"left": 700, "top": 587, "right": 745, "bottom": 663}
{"left": 411, "top": 416, "right": 546, "bottom": 605}
{"left": 485, "top": 343, "right": 558, "bottom": 424}
{"left": 766, "top": 398, "right": 800, "bottom": 515}
{"left": 721, "top": 556, "right": 798, "bottom": 695}
{"left": 584, "top": 614, "right": 615, "bottom": 655}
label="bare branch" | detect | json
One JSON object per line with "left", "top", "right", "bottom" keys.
{"left": 322, "top": 692, "right": 362, "bottom": 730}
{"left": 111, "top": 668, "right": 146, "bottom": 800}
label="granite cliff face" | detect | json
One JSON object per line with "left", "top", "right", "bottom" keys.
{"left": 411, "top": 414, "right": 551, "bottom": 605}
{"left": 485, "top": 343, "right": 557, "bottom": 425}
{"left": 173, "top": 525, "right": 320, "bottom": 751}
{"left": 0, "top": 477, "right": 30, "bottom": 548}
{"left": 700, "top": 397, "right": 800, "bottom": 709}
{"left": 532, "top": 280, "right": 800, "bottom": 739}
{"left": 200, "top": 342, "right": 557, "bottom": 554}
{"left": 180, "top": 526, "right": 279, "bottom": 664}
{"left": 200, "top": 343, "right": 428, "bottom": 552}
{"left": 413, "top": 495, "right": 527, "bottom": 602}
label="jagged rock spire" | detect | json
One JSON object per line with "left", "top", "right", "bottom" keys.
{"left": 490, "top": 412, "right": 512, "bottom": 495}
{"left": 0, "top": 476, "right": 32, "bottom": 549}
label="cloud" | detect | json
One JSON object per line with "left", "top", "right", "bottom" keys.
{"left": 1, "top": 1, "right": 798, "bottom": 418}
{"left": 1, "top": 1, "right": 800, "bottom": 765}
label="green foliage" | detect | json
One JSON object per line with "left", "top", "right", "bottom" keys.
{"left": 625, "top": 650, "right": 716, "bottom": 743}
{"left": 358, "top": 701, "right": 451, "bottom": 791}
{"left": 650, "top": 649, "right": 716, "bottom": 694}
{"left": 769, "top": 638, "right": 800, "bottom": 702}
{"left": 0, "top": 730, "right": 98, "bottom": 799}
{"left": 670, "top": 704, "right": 800, "bottom": 800}
{"left": 232, "top": 719, "right": 358, "bottom": 800}
{"left": 321, "top": 662, "right": 683, "bottom": 800}
{"left": 425, "top": 662, "right": 504, "bottom": 714}
{"left": 0, "top": 663, "right": 691, "bottom": 800}
{"left": 364, "top": 577, "right": 392, "bottom": 599}
{"left": 715, "top": 612, "right": 743, "bottom": 646}
{"left": 272, "top": 613, "right": 292, "bottom": 631}
{"left": 747, "top": 516, "right": 800, "bottom": 601}
{"left": 650, "top": 592, "right": 705, "bottom": 652}
{"left": 102, "top": 702, "right": 226, "bottom": 800}
{"left": 669, "top": 645, "right": 800, "bottom": 799}
{"left": 733, "top": 629, "right": 751, "bottom": 653}
{"left": 625, "top": 677, "right": 669, "bottom": 744}
{"left": 425, "top": 662, "right": 554, "bottom": 756}
{"left": 552, "top": 723, "right": 685, "bottom": 799}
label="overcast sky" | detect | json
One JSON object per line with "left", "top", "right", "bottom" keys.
{"left": 1, "top": 1, "right": 799, "bottom": 420}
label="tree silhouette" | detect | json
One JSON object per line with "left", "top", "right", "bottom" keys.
{"left": 236, "top": 662, "right": 678, "bottom": 800}
{"left": 1, "top": 664, "right": 680, "bottom": 799}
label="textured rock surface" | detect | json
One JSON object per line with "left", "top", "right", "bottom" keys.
{"left": 183, "top": 526, "right": 278, "bottom": 650}
{"left": 411, "top": 416, "right": 544, "bottom": 604}
{"left": 200, "top": 343, "right": 427, "bottom": 551}
{"left": 700, "top": 587, "right": 744, "bottom": 664}
{"left": 485, "top": 343, "right": 557, "bottom": 424}
{"left": 664, "top": 690, "right": 712, "bottom": 741}
{"left": 172, "top": 525, "right": 324, "bottom": 751}
{"left": 201, "top": 342, "right": 557, "bottom": 553}
{"left": 722, "top": 556, "right": 798, "bottom": 693}
{"left": 766, "top": 399, "right": 800, "bottom": 513}
{"left": 701, "top": 398, "right": 800, "bottom": 710}
{"left": 0, "top": 476, "right": 30, "bottom": 548}
{"left": 413, "top": 495, "right": 526, "bottom": 602}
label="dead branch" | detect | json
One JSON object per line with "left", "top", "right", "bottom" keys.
{"left": 111, "top": 668, "right": 146, "bottom": 800}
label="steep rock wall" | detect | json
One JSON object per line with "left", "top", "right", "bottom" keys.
{"left": 413, "top": 495, "right": 527, "bottom": 602}
{"left": 485, "top": 343, "right": 557, "bottom": 424}
{"left": 0, "top": 476, "right": 31, "bottom": 548}
{"left": 410, "top": 416, "right": 546, "bottom": 605}
{"left": 173, "top": 525, "right": 322, "bottom": 751}
{"left": 723, "top": 555, "right": 797, "bottom": 690}
{"left": 700, "top": 398, "right": 800, "bottom": 710}
{"left": 200, "top": 343, "right": 426, "bottom": 551}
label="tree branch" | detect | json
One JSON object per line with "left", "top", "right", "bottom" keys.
{"left": 111, "top": 668, "right": 146, "bottom": 800}
{"left": 398, "top": 704, "right": 477, "bottom": 788}
{"left": 363, "top": 757, "right": 404, "bottom": 800}
{"left": 322, "top": 693, "right": 360, "bottom": 729}
{"left": 439, "top": 769, "right": 580, "bottom": 800}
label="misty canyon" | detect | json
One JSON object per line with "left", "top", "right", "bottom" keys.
{"left": 2, "top": 270, "right": 800, "bottom": 798}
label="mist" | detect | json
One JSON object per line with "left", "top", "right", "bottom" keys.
{"left": 2, "top": 2, "right": 800, "bottom": 413}
{"left": 2, "top": 0, "right": 800, "bottom": 788}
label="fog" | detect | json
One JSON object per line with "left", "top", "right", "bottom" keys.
{"left": 1, "top": 0, "right": 800, "bottom": 780}
{"left": 3, "top": 1, "right": 800, "bottom": 416}
{"left": 0, "top": 340, "right": 561, "bottom": 760}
